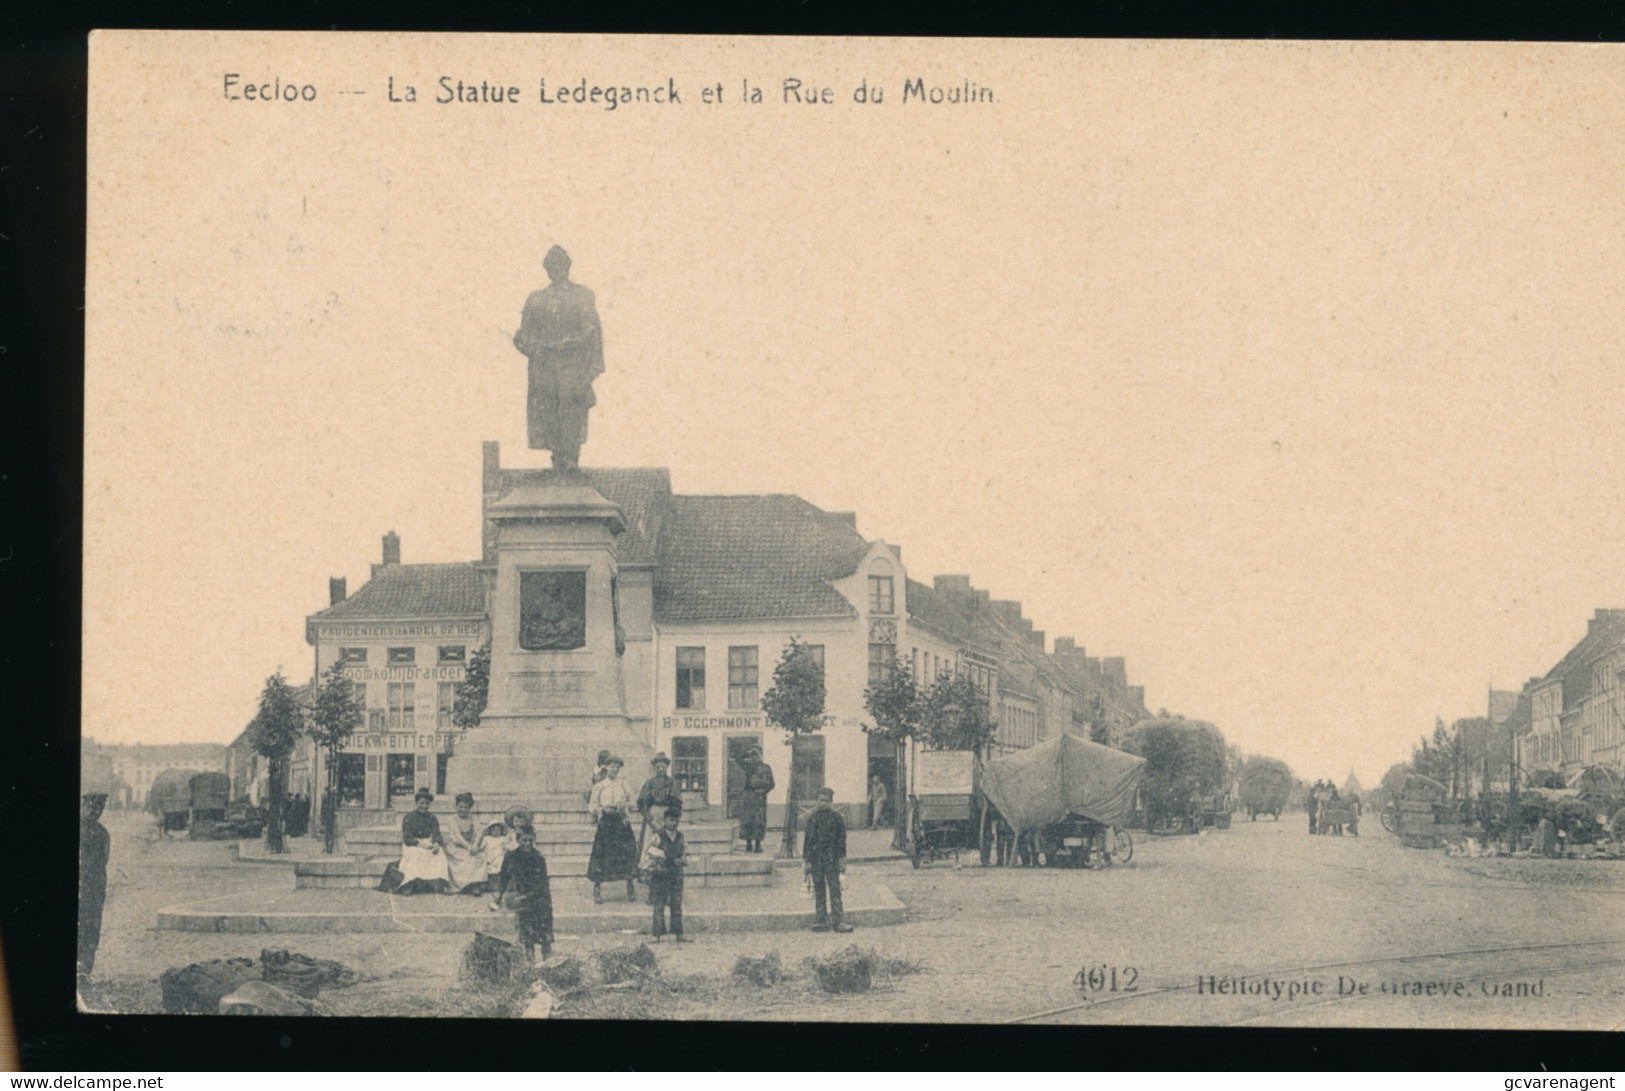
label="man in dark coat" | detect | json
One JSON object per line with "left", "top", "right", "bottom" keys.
{"left": 79, "top": 792, "right": 111, "bottom": 975}
{"left": 802, "top": 788, "right": 853, "bottom": 933}
{"left": 737, "top": 745, "right": 775, "bottom": 853}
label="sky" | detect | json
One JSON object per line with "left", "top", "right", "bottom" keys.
{"left": 84, "top": 34, "right": 1625, "bottom": 785}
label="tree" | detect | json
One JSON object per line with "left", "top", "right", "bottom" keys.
{"left": 452, "top": 643, "right": 491, "bottom": 730}
{"left": 760, "top": 638, "right": 827, "bottom": 859}
{"left": 917, "top": 671, "right": 996, "bottom": 754}
{"left": 1410, "top": 718, "right": 1462, "bottom": 796}
{"left": 249, "top": 670, "right": 307, "bottom": 854}
{"left": 862, "top": 655, "right": 921, "bottom": 851}
{"left": 307, "top": 660, "right": 365, "bottom": 854}
{"left": 1122, "top": 718, "right": 1227, "bottom": 831}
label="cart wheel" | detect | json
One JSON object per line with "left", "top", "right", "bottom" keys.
{"left": 1110, "top": 828, "right": 1134, "bottom": 865}
{"left": 1380, "top": 808, "right": 1397, "bottom": 834}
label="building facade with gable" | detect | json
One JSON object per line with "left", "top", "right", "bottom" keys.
{"left": 296, "top": 441, "right": 1153, "bottom": 829}
{"left": 1521, "top": 609, "right": 1625, "bottom": 783}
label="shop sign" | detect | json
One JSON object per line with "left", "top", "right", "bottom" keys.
{"left": 341, "top": 665, "right": 467, "bottom": 682}
{"left": 662, "top": 714, "right": 766, "bottom": 731}
{"left": 318, "top": 621, "right": 483, "bottom": 639}
{"left": 346, "top": 732, "right": 459, "bottom": 751}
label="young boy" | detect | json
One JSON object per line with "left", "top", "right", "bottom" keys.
{"left": 803, "top": 787, "right": 853, "bottom": 933}
{"left": 494, "top": 826, "right": 554, "bottom": 961}
{"left": 641, "top": 806, "right": 688, "bottom": 942}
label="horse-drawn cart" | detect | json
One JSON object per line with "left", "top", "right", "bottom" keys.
{"left": 981, "top": 734, "right": 1146, "bottom": 869}
{"left": 905, "top": 750, "right": 984, "bottom": 868}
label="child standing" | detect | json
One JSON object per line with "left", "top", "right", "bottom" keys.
{"left": 641, "top": 807, "right": 688, "bottom": 942}
{"left": 494, "top": 826, "right": 554, "bottom": 961}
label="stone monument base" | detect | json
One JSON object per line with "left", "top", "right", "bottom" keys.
{"left": 446, "top": 713, "right": 654, "bottom": 797}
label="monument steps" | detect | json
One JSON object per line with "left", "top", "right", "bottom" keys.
{"left": 294, "top": 851, "right": 773, "bottom": 888}
{"left": 339, "top": 821, "right": 738, "bottom": 860}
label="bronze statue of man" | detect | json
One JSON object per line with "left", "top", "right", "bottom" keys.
{"left": 514, "top": 246, "right": 603, "bottom": 471}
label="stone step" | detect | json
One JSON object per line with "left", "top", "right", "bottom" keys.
{"left": 340, "top": 822, "right": 738, "bottom": 859}
{"left": 295, "top": 852, "right": 775, "bottom": 888}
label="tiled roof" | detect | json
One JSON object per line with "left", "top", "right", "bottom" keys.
{"left": 494, "top": 467, "right": 672, "bottom": 566}
{"left": 654, "top": 494, "right": 869, "bottom": 621}
{"left": 311, "top": 563, "right": 485, "bottom": 620}
{"left": 906, "top": 578, "right": 975, "bottom": 642}
{"left": 1541, "top": 610, "right": 1625, "bottom": 685}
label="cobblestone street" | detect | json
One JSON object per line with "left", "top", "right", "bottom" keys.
{"left": 82, "top": 811, "right": 1625, "bottom": 1026}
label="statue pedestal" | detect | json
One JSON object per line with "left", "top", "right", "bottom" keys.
{"left": 446, "top": 470, "right": 652, "bottom": 799}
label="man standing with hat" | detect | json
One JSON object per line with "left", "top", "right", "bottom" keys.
{"left": 79, "top": 791, "right": 111, "bottom": 975}
{"left": 637, "top": 752, "right": 683, "bottom": 857}
{"left": 803, "top": 787, "right": 853, "bottom": 933}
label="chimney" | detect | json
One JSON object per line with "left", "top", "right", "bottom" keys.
{"left": 483, "top": 440, "right": 501, "bottom": 495}
{"left": 382, "top": 531, "right": 401, "bottom": 567}
{"left": 328, "top": 577, "right": 347, "bottom": 606}
{"left": 1103, "top": 657, "right": 1127, "bottom": 687}
{"left": 1031, "top": 629, "right": 1045, "bottom": 649}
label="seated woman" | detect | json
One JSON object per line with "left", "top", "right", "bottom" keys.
{"left": 442, "top": 791, "right": 489, "bottom": 895}
{"left": 396, "top": 788, "right": 452, "bottom": 895}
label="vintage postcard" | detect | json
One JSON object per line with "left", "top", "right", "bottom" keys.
{"left": 81, "top": 31, "right": 1625, "bottom": 1028}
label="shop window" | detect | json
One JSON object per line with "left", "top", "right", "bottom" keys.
{"left": 336, "top": 754, "right": 366, "bottom": 808}
{"left": 438, "top": 645, "right": 466, "bottom": 664}
{"left": 728, "top": 646, "right": 759, "bottom": 709}
{"left": 676, "top": 647, "right": 706, "bottom": 709}
{"left": 868, "top": 642, "right": 894, "bottom": 687}
{"left": 388, "top": 647, "right": 416, "bottom": 665}
{"left": 388, "top": 682, "right": 415, "bottom": 730}
{"left": 868, "top": 575, "right": 895, "bottom": 615}
{"left": 337, "top": 647, "right": 368, "bottom": 666}
{"left": 672, "top": 736, "right": 708, "bottom": 793}
{"left": 386, "top": 754, "right": 415, "bottom": 798}
{"left": 437, "top": 682, "right": 455, "bottom": 729}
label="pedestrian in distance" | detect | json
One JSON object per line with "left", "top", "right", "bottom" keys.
{"left": 803, "top": 787, "right": 853, "bottom": 933}
{"left": 642, "top": 805, "right": 689, "bottom": 942}
{"left": 494, "top": 825, "right": 554, "bottom": 962}
{"left": 79, "top": 792, "right": 111, "bottom": 976}
{"left": 867, "top": 774, "right": 889, "bottom": 830}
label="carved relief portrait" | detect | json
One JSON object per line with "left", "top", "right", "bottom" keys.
{"left": 518, "top": 570, "right": 587, "bottom": 651}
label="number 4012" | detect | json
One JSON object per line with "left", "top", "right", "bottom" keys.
{"left": 1074, "top": 965, "right": 1139, "bottom": 992}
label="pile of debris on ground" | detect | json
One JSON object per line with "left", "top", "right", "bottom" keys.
{"left": 456, "top": 933, "right": 926, "bottom": 1019}
{"left": 158, "top": 949, "right": 358, "bottom": 1015}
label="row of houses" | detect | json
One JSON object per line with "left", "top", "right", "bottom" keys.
{"left": 1488, "top": 608, "right": 1625, "bottom": 787}
{"left": 228, "top": 441, "right": 1152, "bottom": 828}
{"left": 79, "top": 738, "right": 228, "bottom": 808}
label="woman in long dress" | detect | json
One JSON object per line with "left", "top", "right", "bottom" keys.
{"left": 396, "top": 788, "right": 452, "bottom": 895}
{"left": 442, "top": 791, "right": 489, "bottom": 894}
{"left": 587, "top": 756, "right": 638, "bottom": 903}
{"left": 738, "top": 745, "right": 775, "bottom": 853}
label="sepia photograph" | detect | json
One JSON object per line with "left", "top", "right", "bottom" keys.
{"left": 76, "top": 30, "right": 1625, "bottom": 1030}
